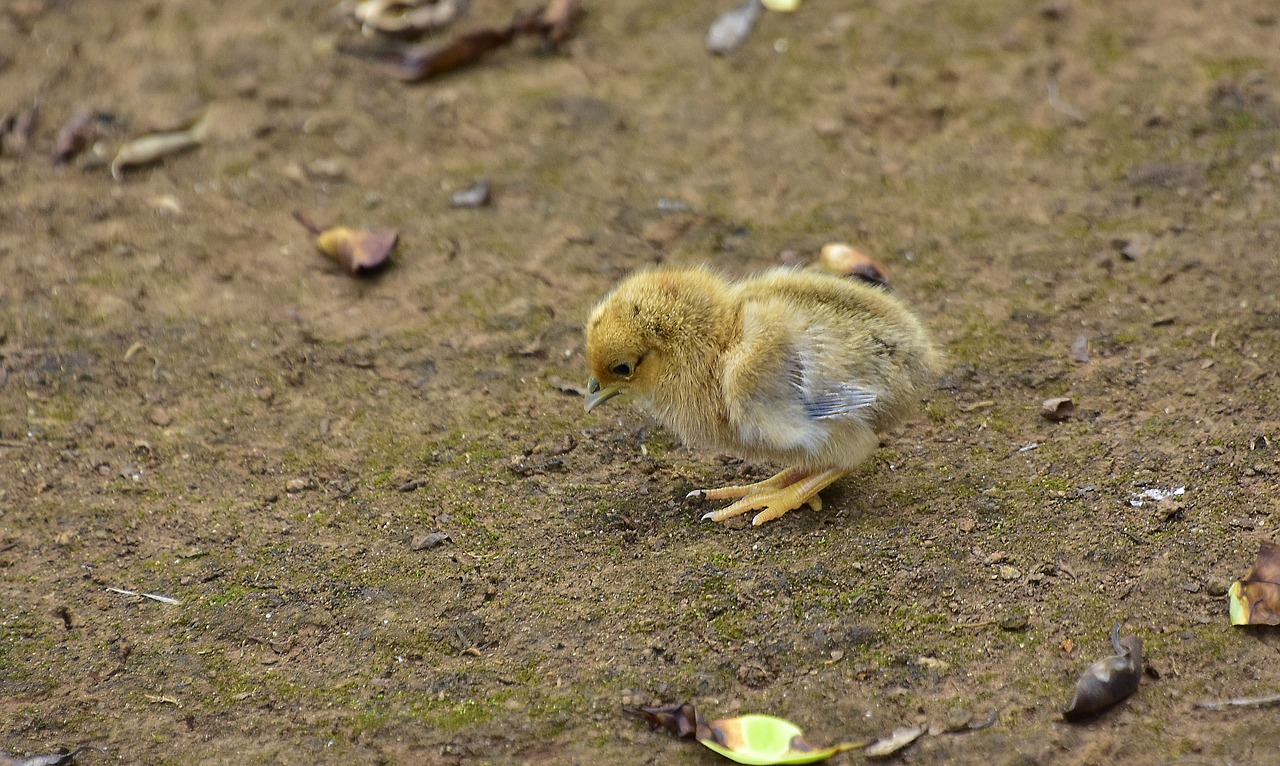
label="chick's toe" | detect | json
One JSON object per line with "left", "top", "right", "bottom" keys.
{"left": 699, "top": 467, "right": 846, "bottom": 525}
{"left": 687, "top": 466, "right": 810, "bottom": 502}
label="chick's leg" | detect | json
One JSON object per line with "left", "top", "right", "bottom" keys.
{"left": 701, "top": 468, "right": 847, "bottom": 525}
{"left": 686, "top": 466, "right": 810, "bottom": 502}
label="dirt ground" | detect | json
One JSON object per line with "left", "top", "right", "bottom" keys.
{"left": 2, "top": 0, "right": 1280, "bottom": 764}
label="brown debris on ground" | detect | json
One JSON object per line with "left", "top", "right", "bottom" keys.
{"left": 2, "top": 1, "right": 1280, "bottom": 764}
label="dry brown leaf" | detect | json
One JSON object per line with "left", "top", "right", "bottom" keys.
{"left": 1063, "top": 625, "right": 1143, "bottom": 721}
{"left": 1230, "top": 543, "right": 1280, "bottom": 625}
{"left": 293, "top": 211, "right": 398, "bottom": 275}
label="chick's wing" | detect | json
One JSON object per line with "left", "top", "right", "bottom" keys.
{"left": 722, "top": 299, "right": 876, "bottom": 455}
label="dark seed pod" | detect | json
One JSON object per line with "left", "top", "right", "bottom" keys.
{"left": 1063, "top": 624, "right": 1143, "bottom": 721}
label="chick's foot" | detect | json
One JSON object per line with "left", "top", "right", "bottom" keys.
{"left": 697, "top": 467, "right": 846, "bottom": 525}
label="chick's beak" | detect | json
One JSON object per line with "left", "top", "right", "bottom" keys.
{"left": 584, "top": 376, "right": 621, "bottom": 412}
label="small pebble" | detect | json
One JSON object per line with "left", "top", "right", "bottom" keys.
{"left": 410, "top": 532, "right": 451, "bottom": 551}
{"left": 1070, "top": 334, "right": 1091, "bottom": 363}
{"left": 1114, "top": 233, "right": 1152, "bottom": 261}
{"left": 451, "top": 179, "right": 492, "bottom": 208}
{"left": 813, "top": 117, "right": 843, "bottom": 137}
{"left": 706, "top": 0, "right": 764, "bottom": 55}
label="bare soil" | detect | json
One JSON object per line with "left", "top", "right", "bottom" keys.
{"left": 3, "top": 1, "right": 1280, "bottom": 764}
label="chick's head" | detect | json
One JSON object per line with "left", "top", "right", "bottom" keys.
{"left": 583, "top": 269, "right": 730, "bottom": 412}
{"left": 583, "top": 291, "right": 665, "bottom": 412}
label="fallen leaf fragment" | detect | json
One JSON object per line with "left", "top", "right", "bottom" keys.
{"left": 111, "top": 113, "right": 208, "bottom": 180}
{"left": 817, "top": 243, "right": 890, "bottom": 289}
{"left": 1194, "top": 692, "right": 1280, "bottom": 711}
{"left": 342, "top": 3, "right": 582, "bottom": 81}
{"left": 702, "top": 715, "right": 865, "bottom": 765}
{"left": 0, "top": 746, "right": 95, "bottom": 766}
{"left": 624, "top": 701, "right": 701, "bottom": 739}
{"left": 625, "top": 702, "right": 865, "bottom": 765}
{"left": 548, "top": 377, "right": 587, "bottom": 396}
{"left": 1, "top": 102, "right": 38, "bottom": 155}
{"left": 53, "top": 109, "right": 101, "bottom": 164}
{"left": 762, "top": 0, "right": 800, "bottom": 9}
{"left": 862, "top": 725, "right": 925, "bottom": 758}
{"left": 342, "top": 22, "right": 519, "bottom": 81}
{"left": 293, "top": 211, "right": 398, "bottom": 274}
{"left": 707, "top": 0, "right": 764, "bottom": 55}
{"left": 1229, "top": 541, "right": 1280, "bottom": 625}
{"left": 1041, "top": 396, "right": 1075, "bottom": 421}
{"left": 1063, "top": 624, "right": 1143, "bottom": 721}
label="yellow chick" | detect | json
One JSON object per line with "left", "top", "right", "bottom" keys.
{"left": 584, "top": 266, "right": 939, "bottom": 525}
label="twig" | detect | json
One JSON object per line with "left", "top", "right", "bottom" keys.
{"left": 1046, "top": 80, "right": 1087, "bottom": 124}
{"left": 1194, "top": 692, "right": 1280, "bottom": 711}
{"left": 106, "top": 587, "right": 181, "bottom": 605}
{"left": 1120, "top": 529, "right": 1150, "bottom": 546}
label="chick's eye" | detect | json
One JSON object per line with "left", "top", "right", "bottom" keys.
{"left": 610, "top": 361, "right": 633, "bottom": 378}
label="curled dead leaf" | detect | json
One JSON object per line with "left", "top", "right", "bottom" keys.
{"left": 0, "top": 745, "right": 97, "bottom": 766}
{"left": 53, "top": 109, "right": 110, "bottom": 164}
{"left": 1063, "top": 624, "right": 1143, "bottom": 721}
{"left": 1041, "top": 396, "right": 1075, "bottom": 421}
{"left": 111, "top": 113, "right": 208, "bottom": 180}
{"left": 862, "top": 725, "right": 926, "bottom": 758}
{"left": 1229, "top": 541, "right": 1280, "bottom": 625}
{"left": 341, "top": 3, "right": 583, "bottom": 82}
{"left": 623, "top": 701, "right": 702, "bottom": 739}
{"left": 293, "top": 211, "right": 398, "bottom": 274}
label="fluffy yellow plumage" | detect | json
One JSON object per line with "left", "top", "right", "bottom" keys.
{"left": 584, "top": 266, "right": 939, "bottom": 525}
